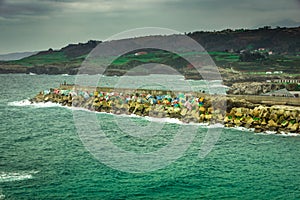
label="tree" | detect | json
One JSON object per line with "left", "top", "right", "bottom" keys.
{"left": 239, "top": 52, "right": 267, "bottom": 62}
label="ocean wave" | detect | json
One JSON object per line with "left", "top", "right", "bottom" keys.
{"left": 231, "top": 126, "right": 299, "bottom": 137}
{"left": 144, "top": 116, "right": 184, "bottom": 125}
{"left": 208, "top": 123, "right": 224, "bottom": 128}
{"left": 232, "top": 126, "right": 255, "bottom": 132}
{"left": 0, "top": 171, "right": 39, "bottom": 183}
{"left": 258, "top": 131, "right": 299, "bottom": 137}
{"left": 8, "top": 100, "right": 223, "bottom": 127}
{"left": 8, "top": 100, "right": 62, "bottom": 108}
{"left": 209, "top": 84, "right": 229, "bottom": 88}
{"left": 0, "top": 191, "right": 4, "bottom": 200}
{"left": 103, "top": 112, "right": 186, "bottom": 125}
{"left": 253, "top": 130, "right": 299, "bottom": 137}
{"left": 8, "top": 101, "right": 297, "bottom": 136}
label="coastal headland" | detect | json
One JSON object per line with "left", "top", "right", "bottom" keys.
{"left": 30, "top": 84, "right": 300, "bottom": 134}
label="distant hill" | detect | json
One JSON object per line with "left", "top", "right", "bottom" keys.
{"left": 0, "top": 26, "right": 299, "bottom": 75}
{"left": 0, "top": 51, "right": 37, "bottom": 61}
{"left": 0, "top": 40, "right": 100, "bottom": 74}
{"left": 187, "top": 26, "right": 300, "bottom": 53}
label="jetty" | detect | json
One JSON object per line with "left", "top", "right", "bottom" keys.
{"left": 30, "top": 84, "right": 300, "bottom": 134}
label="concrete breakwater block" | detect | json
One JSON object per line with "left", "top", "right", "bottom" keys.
{"left": 30, "top": 86, "right": 300, "bottom": 134}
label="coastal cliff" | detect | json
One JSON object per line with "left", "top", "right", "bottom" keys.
{"left": 30, "top": 85, "right": 300, "bottom": 134}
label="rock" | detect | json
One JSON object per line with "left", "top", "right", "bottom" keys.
{"left": 269, "top": 126, "right": 278, "bottom": 132}
{"left": 92, "top": 101, "right": 101, "bottom": 108}
{"left": 233, "top": 119, "right": 242, "bottom": 126}
{"left": 216, "top": 114, "right": 224, "bottom": 122}
{"left": 289, "top": 123, "right": 299, "bottom": 132}
{"left": 180, "top": 108, "right": 188, "bottom": 116}
{"left": 199, "top": 106, "right": 206, "bottom": 113}
{"left": 157, "top": 112, "right": 165, "bottom": 118}
{"left": 44, "top": 95, "right": 51, "bottom": 102}
{"left": 281, "top": 120, "right": 289, "bottom": 127}
{"left": 191, "top": 110, "right": 199, "bottom": 120}
{"left": 207, "top": 107, "right": 214, "bottom": 114}
{"left": 269, "top": 112, "right": 278, "bottom": 122}
{"left": 252, "top": 108, "right": 260, "bottom": 117}
{"left": 290, "top": 110, "right": 298, "bottom": 119}
{"left": 254, "top": 126, "right": 262, "bottom": 133}
{"left": 277, "top": 109, "right": 285, "bottom": 116}
{"left": 261, "top": 118, "right": 267, "bottom": 125}
{"left": 246, "top": 117, "right": 254, "bottom": 125}
{"left": 235, "top": 107, "right": 243, "bottom": 117}
{"left": 204, "top": 114, "right": 212, "bottom": 121}
{"left": 199, "top": 114, "right": 205, "bottom": 122}
{"left": 227, "top": 82, "right": 286, "bottom": 95}
{"left": 225, "top": 123, "right": 234, "bottom": 127}
{"left": 284, "top": 110, "right": 291, "bottom": 118}
{"left": 224, "top": 116, "right": 232, "bottom": 123}
{"left": 244, "top": 123, "right": 252, "bottom": 129}
{"left": 268, "top": 119, "right": 277, "bottom": 127}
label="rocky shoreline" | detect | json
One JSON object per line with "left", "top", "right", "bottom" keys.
{"left": 30, "top": 85, "right": 300, "bottom": 134}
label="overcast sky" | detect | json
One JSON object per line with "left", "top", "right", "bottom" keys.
{"left": 0, "top": 0, "right": 299, "bottom": 54}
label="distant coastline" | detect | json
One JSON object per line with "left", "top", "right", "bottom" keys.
{"left": 0, "top": 26, "right": 299, "bottom": 77}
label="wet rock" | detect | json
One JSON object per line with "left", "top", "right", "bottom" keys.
{"left": 289, "top": 123, "right": 299, "bottom": 132}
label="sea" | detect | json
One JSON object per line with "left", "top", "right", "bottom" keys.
{"left": 1, "top": 74, "right": 300, "bottom": 199}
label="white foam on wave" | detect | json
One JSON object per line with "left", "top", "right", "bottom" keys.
{"left": 10, "top": 100, "right": 223, "bottom": 127}
{"left": 8, "top": 99, "right": 32, "bottom": 107}
{"left": 277, "top": 132, "right": 298, "bottom": 137}
{"left": 8, "top": 101, "right": 297, "bottom": 136}
{"left": 8, "top": 100, "right": 62, "bottom": 108}
{"left": 110, "top": 113, "right": 186, "bottom": 125}
{"left": 264, "top": 130, "right": 277, "bottom": 135}
{"left": 144, "top": 116, "right": 184, "bottom": 125}
{"left": 255, "top": 131, "right": 299, "bottom": 137}
{"left": 231, "top": 126, "right": 299, "bottom": 137}
{"left": 144, "top": 116, "right": 224, "bottom": 128}
{"left": 208, "top": 123, "right": 224, "bottom": 128}
{"left": 210, "top": 84, "right": 229, "bottom": 88}
{"left": 93, "top": 111, "right": 209, "bottom": 126}
{"left": 0, "top": 171, "right": 39, "bottom": 183}
{"left": 232, "top": 126, "right": 255, "bottom": 132}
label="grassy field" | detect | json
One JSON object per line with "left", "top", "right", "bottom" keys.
{"left": 2, "top": 50, "right": 299, "bottom": 75}
{"left": 110, "top": 51, "right": 299, "bottom": 74}
{"left": 8, "top": 52, "right": 77, "bottom": 67}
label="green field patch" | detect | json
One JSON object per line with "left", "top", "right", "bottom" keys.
{"left": 10, "top": 52, "right": 70, "bottom": 66}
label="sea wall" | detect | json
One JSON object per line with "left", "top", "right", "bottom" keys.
{"left": 30, "top": 85, "right": 300, "bottom": 134}
{"left": 227, "top": 95, "right": 300, "bottom": 106}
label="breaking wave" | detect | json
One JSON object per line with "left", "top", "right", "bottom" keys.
{"left": 8, "top": 100, "right": 62, "bottom": 108}
{"left": 0, "top": 171, "right": 39, "bottom": 183}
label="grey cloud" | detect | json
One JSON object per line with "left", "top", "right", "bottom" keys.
{"left": 0, "top": 0, "right": 298, "bottom": 54}
{"left": 0, "top": 0, "right": 60, "bottom": 18}
{"left": 164, "top": 0, "right": 298, "bottom": 11}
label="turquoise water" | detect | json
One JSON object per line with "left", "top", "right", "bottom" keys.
{"left": 1, "top": 74, "right": 300, "bottom": 199}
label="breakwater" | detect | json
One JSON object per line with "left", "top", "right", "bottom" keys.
{"left": 30, "top": 84, "right": 300, "bottom": 134}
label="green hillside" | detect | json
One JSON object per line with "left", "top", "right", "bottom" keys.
{"left": 0, "top": 27, "right": 299, "bottom": 75}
